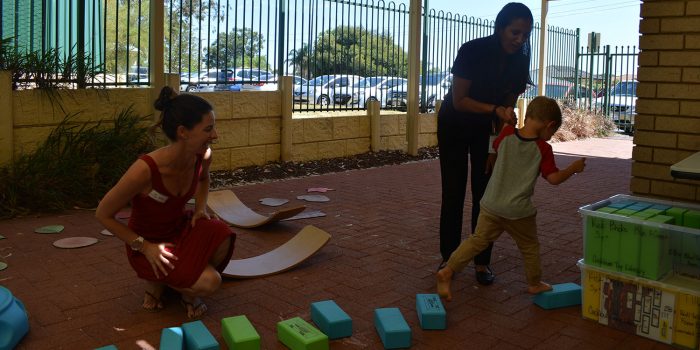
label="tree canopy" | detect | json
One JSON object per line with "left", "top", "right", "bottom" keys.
{"left": 203, "top": 29, "right": 269, "bottom": 70}
{"left": 311, "top": 26, "right": 408, "bottom": 78}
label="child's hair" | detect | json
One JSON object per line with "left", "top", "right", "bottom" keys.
{"left": 153, "top": 86, "right": 213, "bottom": 141}
{"left": 525, "top": 96, "right": 562, "bottom": 128}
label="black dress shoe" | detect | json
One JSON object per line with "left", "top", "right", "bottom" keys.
{"left": 475, "top": 266, "right": 495, "bottom": 285}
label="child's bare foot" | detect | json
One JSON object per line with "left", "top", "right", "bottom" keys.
{"left": 527, "top": 281, "right": 553, "bottom": 294}
{"left": 436, "top": 266, "right": 454, "bottom": 301}
{"left": 143, "top": 282, "right": 165, "bottom": 311}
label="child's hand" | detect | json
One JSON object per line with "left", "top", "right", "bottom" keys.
{"left": 191, "top": 210, "right": 211, "bottom": 227}
{"left": 571, "top": 157, "right": 586, "bottom": 174}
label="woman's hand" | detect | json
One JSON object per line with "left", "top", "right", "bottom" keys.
{"left": 141, "top": 241, "right": 178, "bottom": 279}
{"left": 495, "top": 106, "right": 516, "bottom": 125}
{"left": 190, "top": 210, "right": 211, "bottom": 227}
{"left": 485, "top": 154, "right": 497, "bottom": 175}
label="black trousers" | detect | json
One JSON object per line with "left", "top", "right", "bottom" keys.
{"left": 437, "top": 115, "right": 493, "bottom": 265}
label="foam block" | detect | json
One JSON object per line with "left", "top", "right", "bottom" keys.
{"left": 683, "top": 210, "right": 700, "bottom": 229}
{"left": 608, "top": 200, "right": 636, "bottom": 209}
{"left": 650, "top": 204, "right": 671, "bottom": 212}
{"left": 584, "top": 216, "right": 606, "bottom": 266}
{"left": 310, "top": 300, "right": 352, "bottom": 339}
{"left": 221, "top": 315, "right": 260, "bottom": 350}
{"left": 666, "top": 207, "right": 688, "bottom": 226}
{"left": 374, "top": 308, "right": 411, "bottom": 349}
{"left": 182, "top": 320, "right": 219, "bottom": 350}
{"left": 614, "top": 208, "right": 638, "bottom": 217}
{"left": 415, "top": 294, "right": 446, "bottom": 330}
{"left": 627, "top": 202, "right": 653, "bottom": 212}
{"left": 533, "top": 283, "right": 582, "bottom": 309}
{"left": 94, "top": 346, "right": 118, "bottom": 350}
{"left": 639, "top": 215, "right": 673, "bottom": 280}
{"left": 159, "top": 327, "right": 183, "bottom": 350}
{"left": 276, "top": 317, "right": 328, "bottom": 350}
{"left": 596, "top": 206, "right": 618, "bottom": 214}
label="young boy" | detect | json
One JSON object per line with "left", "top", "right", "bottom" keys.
{"left": 437, "top": 96, "right": 586, "bottom": 301}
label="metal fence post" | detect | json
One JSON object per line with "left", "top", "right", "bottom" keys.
{"left": 420, "top": 0, "right": 429, "bottom": 112}
{"left": 277, "top": 0, "right": 286, "bottom": 77}
{"left": 369, "top": 99, "right": 381, "bottom": 152}
{"left": 0, "top": 71, "right": 14, "bottom": 166}
{"left": 281, "top": 76, "right": 293, "bottom": 162}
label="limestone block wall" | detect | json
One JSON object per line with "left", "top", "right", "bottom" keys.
{"left": 0, "top": 75, "right": 439, "bottom": 172}
{"left": 633, "top": 0, "right": 700, "bottom": 201}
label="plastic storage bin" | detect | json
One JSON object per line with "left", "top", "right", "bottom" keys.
{"left": 580, "top": 194, "right": 700, "bottom": 281}
{"left": 0, "top": 286, "right": 29, "bottom": 350}
{"left": 579, "top": 259, "right": 700, "bottom": 349}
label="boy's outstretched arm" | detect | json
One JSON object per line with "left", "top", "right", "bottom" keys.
{"left": 546, "top": 157, "right": 586, "bottom": 185}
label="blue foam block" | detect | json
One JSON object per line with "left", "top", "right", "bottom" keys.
{"left": 415, "top": 294, "right": 446, "bottom": 330}
{"left": 182, "top": 320, "right": 219, "bottom": 350}
{"left": 533, "top": 283, "right": 582, "bottom": 310}
{"left": 374, "top": 308, "right": 411, "bottom": 349}
{"left": 627, "top": 203, "right": 653, "bottom": 211}
{"left": 608, "top": 200, "right": 636, "bottom": 209}
{"left": 310, "top": 300, "right": 352, "bottom": 339}
{"left": 650, "top": 204, "right": 672, "bottom": 212}
{"left": 94, "top": 346, "right": 118, "bottom": 350}
{"left": 160, "top": 327, "right": 184, "bottom": 350}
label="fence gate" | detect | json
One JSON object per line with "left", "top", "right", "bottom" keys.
{"left": 576, "top": 44, "right": 639, "bottom": 134}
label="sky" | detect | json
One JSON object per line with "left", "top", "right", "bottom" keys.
{"left": 414, "top": 0, "right": 642, "bottom": 48}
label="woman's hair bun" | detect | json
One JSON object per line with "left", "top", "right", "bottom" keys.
{"left": 154, "top": 86, "right": 178, "bottom": 111}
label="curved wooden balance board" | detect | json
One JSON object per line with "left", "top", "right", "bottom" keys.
{"left": 207, "top": 190, "right": 306, "bottom": 229}
{"left": 223, "top": 225, "right": 331, "bottom": 278}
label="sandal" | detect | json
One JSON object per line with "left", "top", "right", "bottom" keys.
{"left": 181, "top": 296, "right": 207, "bottom": 319}
{"left": 143, "top": 290, "right": 164, "bottom": 312}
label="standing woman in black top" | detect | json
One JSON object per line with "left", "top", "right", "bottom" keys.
{"left": 437, "top": 2, "right": 533, "bottom": 285}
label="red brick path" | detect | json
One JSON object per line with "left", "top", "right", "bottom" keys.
{"left": 1, "top": 136, "right": 676, "bottom": 349}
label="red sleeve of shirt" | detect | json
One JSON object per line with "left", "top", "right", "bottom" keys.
{"left": 493, "top": 125, "right": 515, "bottom": 153}
{"left": 536, "top": 139, "right": 559, "bottom": 178}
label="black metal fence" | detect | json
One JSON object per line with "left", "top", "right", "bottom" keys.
{"left": 2, "top": 0, "right": 637, "bottom": 128}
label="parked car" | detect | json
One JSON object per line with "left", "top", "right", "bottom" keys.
{"left": 127, "top": 66, "right": 149, "bottom": 83}
{"left": 180, "top": 71, "right": 202, "bottom": 92}
{"left": 523, "top": 79, "right": 594, "bottom": 106}
{"left": 385, "top": 73, "right": 451, "bottom": 111}
{"left": 194, "top": 67, "right": 273, "bottom": 91}
{"left": 294, "top": 74, "right": 363, "bottom": 106}
{"left": 333, "top": 76, "right": 407, "bottom": 109}
{"left": 596, "top": 80, "right": 637, "bottom": 128}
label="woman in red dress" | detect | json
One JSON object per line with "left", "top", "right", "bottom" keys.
{"left": 96, "top": 86, "right": 235, "bottom": 319}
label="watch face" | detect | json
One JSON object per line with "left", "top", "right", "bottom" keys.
{"left": 131, "top": 237, "right": 143, "bottom": 251}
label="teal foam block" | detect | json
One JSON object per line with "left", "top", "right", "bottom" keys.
{"left": 310, "top": 300, "right": 352, "bottom": 339}
{"left": 94, "top": 346, "right": 118, "bottom": 350}
{"left": 650, "top": 204, "right": 672, "bottom": 212}
{"left": 159, "top": 327, "right": 184, "bottom": 350}
{"left": 609, "top": 200, "right": 636, "bottom": 209}
{"left": 627, "top": 202, "right": 653, "bottom": 211}
{"left": 415, "top": 294, "right": 446, "bottom": 330}
{"left": 182, "top": 320, "right": 219, "bottom": 350}
{"left": 532, "top": 283, "right": 582, "bottom": 309}
{"left": 374, "top": 308, "right": 411, "bottom": 349}
{"left": 221, "top": 315, "right": 260, "bottom": 350}
{"left": 276, "top": 317, "right": 328, "bottom": 350}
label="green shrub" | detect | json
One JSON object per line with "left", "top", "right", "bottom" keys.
{"left": 0, "top": 106, "right": 154, "bottom": 219}
{"left": 551, "top": 104, "right": 615, "bottom": 142}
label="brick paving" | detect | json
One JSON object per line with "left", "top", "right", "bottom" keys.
{"left": 0, "top": 135, "right": 677, "bottom": 349}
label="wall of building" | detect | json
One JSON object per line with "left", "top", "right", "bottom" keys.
{"left": 633, "top": 0, "right": 700, "bottom": 201}
{"left": 0, "top": 76, "right": 439, "bottom": 172}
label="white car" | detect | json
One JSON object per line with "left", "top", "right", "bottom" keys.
{"left": 294, "top": 74, "right": 363, "bottom": 106}
{"left": 333, "top": 76, "right": 407, "bottom": 109}
{"left": 596, "top": 80, "right": 637, "bottom": 128}
{"left": 386, "top": 73, "right": 451, "bottom": 111}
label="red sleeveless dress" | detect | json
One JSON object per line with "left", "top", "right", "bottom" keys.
{"left": 126, "top": 154, "right": 236, "bottom": 288}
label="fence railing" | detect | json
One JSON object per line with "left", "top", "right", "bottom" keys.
{"left": 4, "top": 0, "right": 635, "bottom": 120}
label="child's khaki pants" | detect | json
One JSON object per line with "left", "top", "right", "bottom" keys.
{"left": 446, "top": 208, "right": 541, "bottom": 286}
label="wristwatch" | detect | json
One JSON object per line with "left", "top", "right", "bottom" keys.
{"left": 130, "top": 236, "right": 145, "bottom": 251}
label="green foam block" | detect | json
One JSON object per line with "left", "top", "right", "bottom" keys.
{"left": 222, "top": 315, "right": 260, "bottom": 350}
{"left": 666, "top": 207, "right": 688, "bottom": 226}
{"left": 639, "top": 215, "right": 673, "bottom": 280}
{"left": 277, "top": 317, "right": 328, "bottom": 350}
{"left": 584, "top": 216, "right": 606, "bottom": 266}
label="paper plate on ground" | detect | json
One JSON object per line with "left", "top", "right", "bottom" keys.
{"left": 0, "top": 261, "right": 6, "bottom": 271}
{"left": 259, "top": 198, "right": 289, "bottom": 207}
{"left": 53, "top": 237, "right": 99, "bottom": 249}
{"left": 34, "top": 225, "right": 64, "bottom": 234}
{"left": 281, "top": 210, "right": 327, "bottom": 221}
{"left": 100, "top": 229, "right": 114, "bottom": 236}
{"left": 296, "top": 195, "right": 330, "bottom": 202}
{"left": 0, "top": 234, "right": 5, "bottom": 240}
{"left": 307, "top": 187, "right": 334, "bottom": 193}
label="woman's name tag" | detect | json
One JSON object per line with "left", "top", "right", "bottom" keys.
{"left": 148, "top": 190, "right": 169, "bottom": 203}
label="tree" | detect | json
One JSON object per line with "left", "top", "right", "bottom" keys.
{"left": 312, "top": 26, "right": 408, "bottom": 78}
{"left": 105, "top": 0, "right": 151, "bottom": 75}
{"left": 203, "top": 29, "right": 269, "bottom": 70}
{"left": 287, "top": 43, "right": 311, "bottom": 79}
